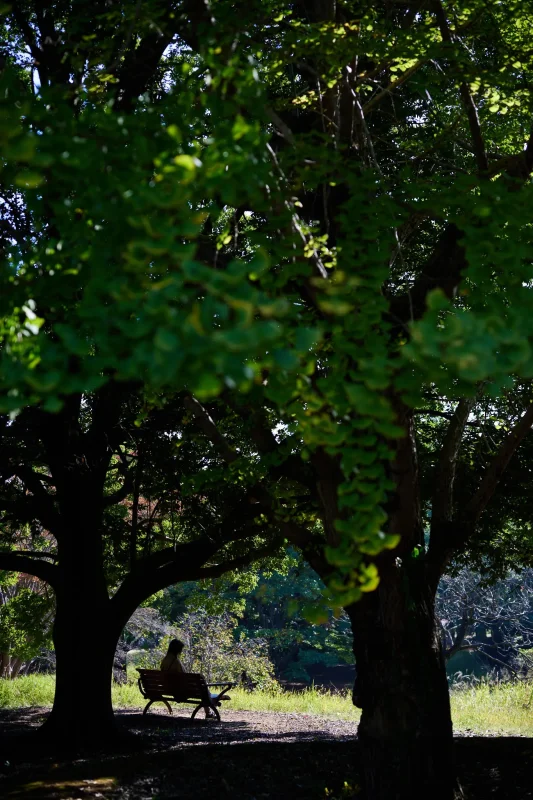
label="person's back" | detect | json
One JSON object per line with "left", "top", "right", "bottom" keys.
{"left": 160, "top": 652, "right": 184, "bottom": 673}
{"left": 160, "top": 639, "right": 185, "bottom": 673}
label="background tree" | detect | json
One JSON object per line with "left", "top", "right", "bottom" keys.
{"left": 0, "top": 390, "right": 284, "bottom": 745}
{"left": 437, "top": 568, "right": 533, "bottom": 675}
{"left": 154, "top": 554, "right": 354, "bottom": 682}
{"left": 0, "top": 571, "right": 53, "bottom": 679}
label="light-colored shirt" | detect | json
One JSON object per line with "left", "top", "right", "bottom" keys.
{"left": 160, "top": 653, "right": 184, "bottom": 673}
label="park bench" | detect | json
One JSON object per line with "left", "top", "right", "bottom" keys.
{"left": 137, "top": 669, "right": 235, "bottom": 721}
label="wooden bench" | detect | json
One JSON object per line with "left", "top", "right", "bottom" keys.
{"left": 137, "top": 669, "right": 234, "bottom": 721}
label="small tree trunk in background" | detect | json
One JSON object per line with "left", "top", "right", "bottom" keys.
{"left": 347, "top": 563, "right": 462, "bottom": 800}
{"left": 0, "top": 651, "right": 7, "bottom": 678}
{"left": 10, "top": 656, "right": 23, "bottom": 679}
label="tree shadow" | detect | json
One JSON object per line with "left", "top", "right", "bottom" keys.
{"left": 455, "top": 736, "right": 533, "bottom": 799}
{"left": 2, "top": 711, "right": 533, "bottom": 799}
{"left": 1, "top": 709, "right": 360, "bottom": 799}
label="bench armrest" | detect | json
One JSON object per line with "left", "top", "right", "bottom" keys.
{"left": 207, "top": 682, "right": 236, "bottom": 688}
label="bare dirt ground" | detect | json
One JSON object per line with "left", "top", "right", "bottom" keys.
{"left": 1, "top": 707, "right": 532, "bottom": 799}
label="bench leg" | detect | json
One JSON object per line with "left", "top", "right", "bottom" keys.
{"left": 191, "top": 703, "right": 219, "bottom": 720}
{"left": 143, "top": 699, "right": 172, "bottom": 716}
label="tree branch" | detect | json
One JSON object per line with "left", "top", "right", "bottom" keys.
{"left": 362, "top": 59, "right": 429, "bottom": 114}
{"left": 0, "top": 488, "right": 59, "bottom": 535}
{"left": 431, "top": 397, "right": 476, "bottom": 527}
{"left": 220, "top": 396, "right": 314, "bottom": 489}
{"left": 195, "top": 541, "right": 284, "bottom": 580}
{"left": 434, "top": 0, "right": 488, "bottom": 173}
{"left": 0, "top": 551, "right": 58, "bottom": 587}
{"left": 414, "top": 408, "right": 479, "bottom": 426}
{"left": 8, "top": 550, "right": 57, "bottom": 562}
{"left": 465, "top": 405, "right": 533, "bottom": 524}
{"left": 111, "top": 532, "right": 277, "bottom": 628}
{"left": 184, "top": 394, "right": 239, "bottom": 464}
{"left": 443, "top": 608, "right": 471, "bottom": 661}
{"left": 388, "top": 223, "right": 465, "bottom": 325}
{"left": 9, "top": 2, "right": 42, "bottom": 66}
{"left": 102, "top": 463, "right": 136, "bottom": 508}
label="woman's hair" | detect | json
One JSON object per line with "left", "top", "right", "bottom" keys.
{"left": 167, "top": 639, "right": 184, "bottom": 656}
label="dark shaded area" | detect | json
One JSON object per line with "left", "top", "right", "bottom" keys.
{"left": 1, "top": 709, "right": 532, "bottom": 799}
{"left": 282, "top": 663, "right": 355, "bottom": 693}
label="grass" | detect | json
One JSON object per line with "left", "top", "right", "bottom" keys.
{"left": 450, "top": 680, "right": 533, "bottom": 736}
{"left": 0, "top": 674, "right": 56, "bottom": 709}
{"left": 2, "top": 675, "right": 533, "bottom": 735}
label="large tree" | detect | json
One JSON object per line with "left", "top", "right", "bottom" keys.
{"left": 0, "top": 391, "right": 283, "bottom": 744}
{"left": 3, "top": 2, "right": 533, "bottom": 799}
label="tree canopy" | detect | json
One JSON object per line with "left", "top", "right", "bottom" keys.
{"left": 2, "top": 1, "right": 533, "bottom": 597}
{"left": 2, "top": 1, "right": 533, "bottom": 796}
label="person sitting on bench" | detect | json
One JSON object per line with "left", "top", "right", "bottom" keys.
{"left": 160, "top": 638, "right": 185, "bottom": 673}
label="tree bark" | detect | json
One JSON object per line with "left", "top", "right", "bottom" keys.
{"left": 41, "top": 588, "right": 120, "bottom": 749}
{"left": 38, "top": 498, "right": 124, "bottom": 749}
{"left": 347, "top": 562, "right": 462, "bottom": 800}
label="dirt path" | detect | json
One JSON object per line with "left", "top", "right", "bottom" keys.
{"left": 1, "top": 708, "right": 533, "bottom": 799}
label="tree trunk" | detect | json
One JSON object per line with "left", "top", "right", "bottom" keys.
{"left": 0, "top": 651, "right": 8, "bottom": 678}
{"left": 347, "top": 562, "right": 462, "bottom": 800}
{"left": 10, "top": 656, "right": 23, "bottom": 678}
{"left": 40, "top": 587, "right": 121, "bottom": 749}
{"left": 39, "top": 516, "right": 124, "bottom": 750}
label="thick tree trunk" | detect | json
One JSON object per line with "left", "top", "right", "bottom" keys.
{"left": 347, "top": 563, "right": 462, "bottom": 800}
{"left": 39, "top": 520, "right": 124, "bottom": 750}
{"left": 42, "top": 597, "right": 119, "bottom": 748}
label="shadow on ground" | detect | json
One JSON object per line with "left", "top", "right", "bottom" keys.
{"left": 1, "top": 709, "right": 532, "bottom": 799}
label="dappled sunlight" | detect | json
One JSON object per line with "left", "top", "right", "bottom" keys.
{"left": 9, "top": 777, "right": 117, "bottom": 799}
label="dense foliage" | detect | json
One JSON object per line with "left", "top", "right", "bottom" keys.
{"left": 2, "top": 1, "right": 533, "bottom": 601}
{"left": 2, "top": 2, "right": 533, "bottom": 795}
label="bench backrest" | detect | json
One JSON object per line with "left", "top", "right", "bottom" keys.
{"left": 137, "top": 669, "right": 209, "bottom": 701}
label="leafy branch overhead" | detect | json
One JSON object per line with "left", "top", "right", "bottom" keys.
{"left": 2, "top": 0, "right": 533, "bottom": 636}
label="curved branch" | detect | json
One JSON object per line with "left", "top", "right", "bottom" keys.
{"left": 195, "top": 541, "right": 284, "bottom": 580}
{"left": 110, "top": 532, "right": 279, "bottom": 630}
{"left": 0, "top": 551, "right": 58, "bottom": 587}
{"left": 111, "top": 536, "right": 219, "bottom": 625}
{"left": 102, "top": 465, "right": 135, "bottom": 508}
{"left": 221, "top": 396, "right": 314, "bottom": 489}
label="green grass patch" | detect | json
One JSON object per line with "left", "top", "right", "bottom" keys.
{"left": 451, "top": 681, "right": 533, "bottom": 736}
{"left": 2, "top": 675, "right": 533, "bottom": 734}
{"left": 0, "top": 674, "right": 56, "bottom": 708}
{"left": 229, "top": 686, "right": 359, "bottom": 718}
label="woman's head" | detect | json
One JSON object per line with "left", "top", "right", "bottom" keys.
{"left": 167, "top": 639, "right": 184, "bottom": 656}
